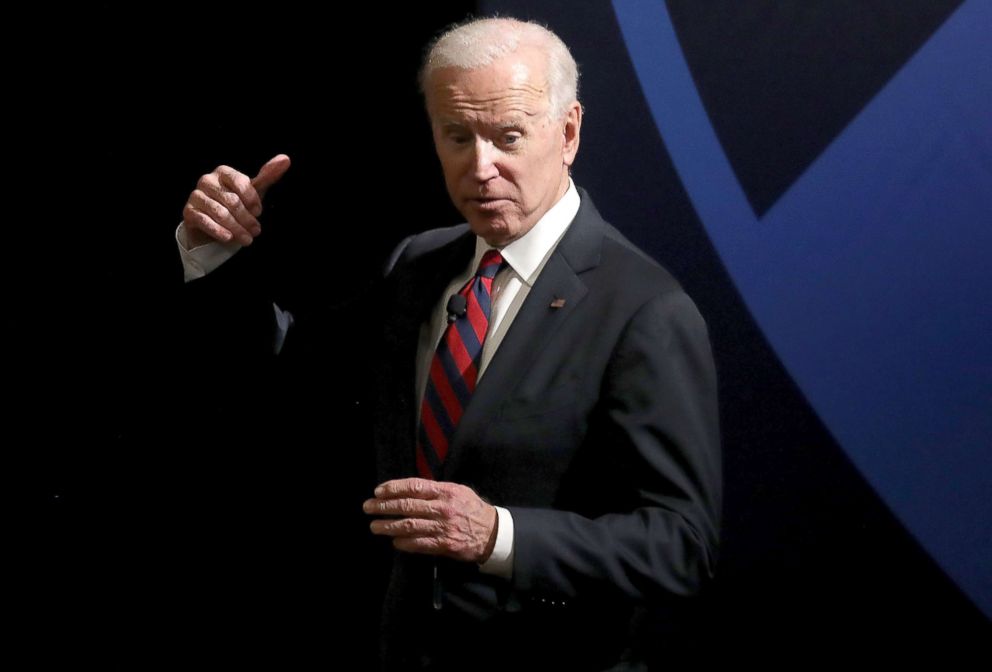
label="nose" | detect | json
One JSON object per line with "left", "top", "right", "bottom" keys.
{"left": 471, "top": 138, "right": 499, "bottom": 182}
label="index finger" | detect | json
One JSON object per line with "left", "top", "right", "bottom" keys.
{"left": 374, "top": 478, "right": 441, "bottom": 500}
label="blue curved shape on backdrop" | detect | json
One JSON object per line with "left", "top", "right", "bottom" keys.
{"left": 613, "top": 0, "right": 991, "bottom": 615}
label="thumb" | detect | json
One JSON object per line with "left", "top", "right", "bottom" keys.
{"left": 251, "top": 153, "right": 292, "bottom": 199}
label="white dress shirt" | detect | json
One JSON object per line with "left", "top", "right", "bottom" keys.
{"left": 176, "top": 179, "right": 581, "bottom": 580}
{"left": 176, "top": 225, "right": 242, "bottom": 281}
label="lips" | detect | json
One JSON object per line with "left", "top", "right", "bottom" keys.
{"left": 470, "top": 198, "right": 510, "bottom": 214}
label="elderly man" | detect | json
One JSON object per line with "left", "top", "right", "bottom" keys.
{"left": 178, "top": 17, "right": 720, "bottom": 672}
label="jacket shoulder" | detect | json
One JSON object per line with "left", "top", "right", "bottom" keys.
{"left": 597, "top": 221, "right": 686, "bottom": 298}
{"left": 384, "top": 224, "right": 471, "bottom": 275}
{"left": 570, "top": 187, "right": 683, "bottom": 297}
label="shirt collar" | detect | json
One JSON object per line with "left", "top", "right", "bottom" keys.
{"left": 473, "top": 179, "right": 580, "bottom": 286}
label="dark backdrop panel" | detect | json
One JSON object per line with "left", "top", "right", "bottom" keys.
{"left": 485, "top": 0, "right": 989, "bottom": 664}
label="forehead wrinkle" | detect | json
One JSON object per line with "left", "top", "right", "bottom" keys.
{"left": 435, "top": 87, "right": 548, "bottom": 123}
{"left": 436, "top": 114, "right": 537, "bottom": 135}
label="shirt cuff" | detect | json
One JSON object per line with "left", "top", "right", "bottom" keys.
{"left": 176, "top": 223, "right": 241, "bottom": 282}
{"left": 478, "top": 505, "right": 514, "bottom": 579}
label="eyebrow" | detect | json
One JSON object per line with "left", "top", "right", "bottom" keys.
{"left": 437, "top": 119, "right": 527, "bottom": 132}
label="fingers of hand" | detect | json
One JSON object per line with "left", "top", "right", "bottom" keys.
{"left": 373, "top": 478, "right": 441, "bottom": 500}
{"left": 369, "top": 517, "right": 442, "bottom": 538}
{"left": 363, "top": 497, "right": 443, "bottom": 519}
{"left": 181, "top": 157, "right": 288, "bottom": 248}
{"left": 216, "top": 166, "right": 264, "bottom": 217}
{"left": 205, "top": 171, "right": 262, "bottom": 232}
{"left": 183, "top": 202, "right": 233, "bottom": 243}
{"left": 211, "top": 185, "right": 261, "bottom": 236}
{"left": 365, "top": 481, "right": 494, "bottom": 562}
{"left": 385, "top": 517, "right": 483, "bottom": 561}
{"left": 186, "top": 189, "right": 255, "bottom": 246}
{"left": 186, "top": 168, "right": 262, "bottom": 245}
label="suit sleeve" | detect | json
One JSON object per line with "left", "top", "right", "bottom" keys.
{"left": 180, "top": 241, "right": 281, "bottom": 361}
{"left": 508, "top": 289, "right": 721, "bottom": 603}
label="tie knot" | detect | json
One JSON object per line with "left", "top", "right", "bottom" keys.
{"left": 476, "top": 250, "right": 504, "bottom": 279}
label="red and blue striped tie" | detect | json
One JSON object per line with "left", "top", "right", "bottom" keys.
{"left": 417, "top": 250, "right": 505, "bottom": 479}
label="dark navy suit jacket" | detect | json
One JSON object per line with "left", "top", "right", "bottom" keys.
{"left": 373, "top": 188, "right": 721, "bottom": 671}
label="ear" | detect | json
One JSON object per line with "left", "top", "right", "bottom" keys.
{"left": 561, "top": 101, "right": 582, "bottom": 168}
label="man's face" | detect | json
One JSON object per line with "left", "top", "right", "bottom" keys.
{"left": 426, "top": 47, "right": 581, "bottom": 247}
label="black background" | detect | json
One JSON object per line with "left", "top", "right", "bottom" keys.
{"left": 18, "top": 2, "right": 474, "bottom": 666}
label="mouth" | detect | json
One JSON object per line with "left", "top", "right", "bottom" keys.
{"left": 469, "top": 197, "right": 510, "bottom": 208}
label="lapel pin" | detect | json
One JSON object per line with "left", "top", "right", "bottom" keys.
{"left": 550, "top": 297, "right": 567, "bottom": 309}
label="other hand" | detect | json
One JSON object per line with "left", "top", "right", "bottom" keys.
{"left": 364, "top": 478, "right": 498, "bottom": 563}
{"left": 182, "top": 154, "right": 291, "bottom": 248}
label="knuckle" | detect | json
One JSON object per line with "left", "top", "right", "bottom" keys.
{"left": 221, "top": 191, "right": 242, "bottom": 210}
{"left": 187, "top": 209, "right": 209, "bottom": 227}
{"left": 234, "top": 174, "right": 252, "bottom": 194}
{"left": 191, "top": 211, "right": 211, "bottom": 228}
{"left": 205, "top": 200, "right": 225, "bottom": 220}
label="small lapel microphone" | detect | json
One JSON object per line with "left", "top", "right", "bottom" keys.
{"left": 446, "top": 294, "right": 468, "bottom": 323}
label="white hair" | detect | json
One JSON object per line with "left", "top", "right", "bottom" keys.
{"left": 419, "top": 17, "right": 580, "bottom": 120}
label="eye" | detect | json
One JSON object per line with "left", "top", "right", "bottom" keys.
{"left": 441, "top": 125, "right": 472, "bottom": 145}
{"left": 502, "top": 133, "right": 522, "bottom": 146}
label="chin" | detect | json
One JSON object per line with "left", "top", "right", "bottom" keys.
{"left": 471, "top": 226, "right": 513, "bottom": 247}
{"left": 469, "top": 222, "right": 502, "bottom": 238}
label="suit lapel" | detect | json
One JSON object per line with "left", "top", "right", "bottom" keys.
{"left": 380, "top": 230, "right": 475, "bottom": 481}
